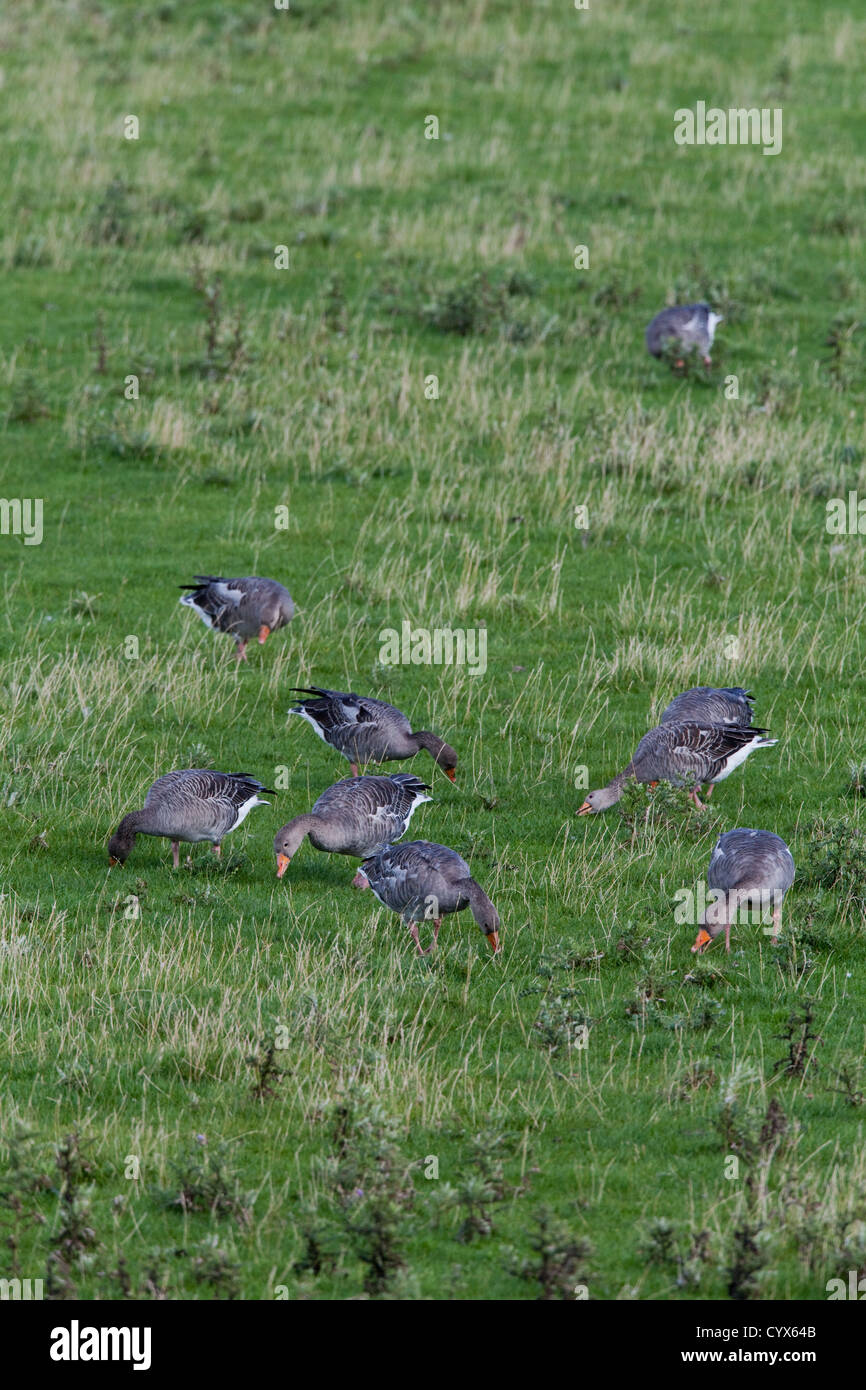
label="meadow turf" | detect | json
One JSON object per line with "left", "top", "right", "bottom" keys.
{"left": 1, "top": 0, "right": 866, "bottom": 1300}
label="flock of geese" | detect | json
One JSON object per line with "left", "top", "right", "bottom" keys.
{"left": 107, "top": 574, "right": 794, "bottom": 956}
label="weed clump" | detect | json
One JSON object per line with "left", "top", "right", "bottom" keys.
{"left": 421, "top": 269, "right": 535, "bottom": 338}
{"left": 505, "top": 1208, "right": 592, "bottom": 1300}
{"left": 155, "top": 1139, "right": 253, "bottom": 1227}
{"left": 803, "top": 819, "right": 866, "bottom": 908}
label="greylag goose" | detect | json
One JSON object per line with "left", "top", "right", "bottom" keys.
{"left": 660, "top": 687, "right": 754, "bottom": 799}
{"left": 577, "top": 723, "right": 777, "bottom": 814}
{"left": 273, "top": 773, "right": 431, "bottom": 884}
{"left": 179, "top": 575, "right": 294, "bottom": 661}
{"left": 358, "top": 840, "right": 500, "bottom": 955}
{"left": 288, "top": 687, "right": 457, "bottom": 780}
{"left": 108, "top": 769, "right": 273, "bottom": 866}
{"left": 645, "top": 303, "right": 723, "bottom": 367}
{"left": 692, "top": 829, "right": 795, "bottom": 953}
{"left": 661, "top": 686, "right": 754, "bottom": 728}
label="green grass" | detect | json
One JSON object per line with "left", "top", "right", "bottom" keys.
{"left": 2, "top": 0, "right": 866, "bottom": 1300}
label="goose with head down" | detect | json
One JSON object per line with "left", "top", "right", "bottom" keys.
{"left": 108, "top": 769, "right": 273, "bottom": 867}
{"left": 692, "top": 828, "right": 795, "bottom": 954}
{"left": 179, "top": 575, "right": 294, "bottom": 661}
{"left": 645, "top": 302, "right": 723, "bottom": 368}
{"left": 578, "top": 722, "right": 777, "bottom": 814}
{"left": 357, "top": 840, "right": 500, "bottom": 956}
{"left": 288, "top": 686, "right": 457, "bottom": 781}
{"left": 273, "top": 773, "right": 431, "bottom": 885}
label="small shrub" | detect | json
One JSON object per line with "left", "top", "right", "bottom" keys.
{"left": 7, "top": 372, "right": 52, "bottom": 423}
{"left": 802, "top": 818, "right": 866, "bottom": 909}
{"left": 772, "top": 1001, "right": 822, "bottom": 1078}
{"left": 506, "top": 1208, "right": 592, "bottom": 1300}
{"left": 89, "top": 178, "right": 134, "bottom": 246}
{"left": 155, "top": 1140, "right": 253, "bottom": 1226}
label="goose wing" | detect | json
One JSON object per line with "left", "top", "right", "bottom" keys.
{"left": 143, "top": 769, "right": 272, "bottom": 839}
{"left": 636, "top": 723, "right": 771, "bottom": 784}
{"left": 361, "top": 840, "right": 468, "bottom": 917}
{"left": 289, "top": 688, "right": 412, "bottom": 759}
{"left": 312, "top": 774, "right": 431, "bottom": 847}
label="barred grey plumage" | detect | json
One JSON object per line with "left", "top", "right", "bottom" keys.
{"left": 645, "top": 302, "right": 723, "bottom": 364}
{"left": 661, "top": 686, "right": 754, "bottom": 728}
{"left": 358, "top": 840, "right": 500, "bottom": 955}
{"left": 179, "top": 575, "right": 294, "bottom": 660}
{"left": 692, "top": 829, "right": 795, "bottom": 953}
{"left": 578, "top": 722, "right": 777, "bottom": 814}
{"left": 273, "top": 773, "right": 432, "bottom": 882}
{"left": 108, "top": 769, "right": 273, "bottom": 865}
{"left": 288, "top": 686, "right": 457, "bottom": 780}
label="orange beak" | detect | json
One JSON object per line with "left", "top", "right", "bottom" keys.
{"left": 488, "top": 930, "right": 501, "bottom": 953}
{"left": 108, "top": 857, "right": 118, "bottom": 867}
{"left": 691, "top": 927, "right": 712, "bottom": 954}
{"left": 258, "top": 624, "right": 270, "bottom": 645}
{"left": 577, "top": 800, "right": 592, "bottom": 816}
{"left": 444, "top": 768, "right": 456, "bottom": 782}
{"left": 276, "top": 853, "right": 290, "bottom": 879}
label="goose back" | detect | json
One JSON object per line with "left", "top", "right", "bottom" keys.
{"left": 661, "top": 686, "right": 754, "bottom": 728}
{"left": 303, "top": 773, "right": 432, "bottom": 856}
{"left": 140, "top": 769, "right": 272, "bottom": 842}
{"left": 361, "top": 840, "right": 474, "bottom": 920}
{"left": 707, "top": 828, "right": 795, "bottom": 897}
{"left": 180, "top": 576, "right": 294, "bottom": 639}
{"left": 646, "top": 303, "right": 719, "bottom": 358}
{"left": 631, "top": 722, "right": 776, "bottom": 787}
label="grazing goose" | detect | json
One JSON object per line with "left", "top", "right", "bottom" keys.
{"left": 108, "top": 769, "right": 273, "bottom": 866}
{"left": 661, "top": 686, "right": 754, "bottom": 728}
{"left": 692, "top": 829, "right": 795, "bottom": 953}
{"left": 288, "top": 687, "right": 457, "bottom": 780}
{"left": 660, "top": 687, "right": 755, "bottom": 799}
{"left": 577, "top": 722, "right": 777, "bottom": 814}
{"left": 273, "top": 773, "right": 431, "bottom": 885}
{"left": 179, "top": 575, "right": 294, "bottom": 661}
{"left": 645, "top": 303, "right": 723, "bottom": 367}
{"left": 358, "top": 840, "right": 500, "bottom": 955}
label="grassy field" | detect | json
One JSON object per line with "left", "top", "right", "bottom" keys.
{"left": 2, "top": 0, "right": 866, "bottom": 1301}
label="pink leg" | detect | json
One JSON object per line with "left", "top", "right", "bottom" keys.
{"left": 212, "top": 843, "right": 221, "bottom": 859}
{"left": 703, "top": 356, "right": 712, "bottom": 367}
{"left": 171, "top": 841, "right": 180, "bottom": 869}
{"left": 409, "top": 922, "right": 425, "bottom": 955}
{"left": 235, "top": 640, "right": 248, "bottom": 662}
{"left": 687, "top": 786, "right": 706, "bottom": 810}
{"left": 703, "top": 783, "right": 714, "bottom": 800}
{"left": 432, "top": 919, "right": 442, "bottom": 949}
{"left": 724, "top": 921, "right": 731, "bottom": 952}
{"left": 771, "top": 905, "right": 781, "bottom": 944}
{"left": 350, "top": 762, "right": 359, "bottom": 778}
